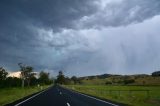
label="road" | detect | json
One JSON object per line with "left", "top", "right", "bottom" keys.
{"left": 11, "top": 86, "right": 120, "bottom": 106}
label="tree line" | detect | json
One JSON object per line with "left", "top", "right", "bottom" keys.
{"left": 55, "top": 71, "right": 81, "bottom": 85}
{"left": 0, "top": 64, "right": 53, "bottom": 88}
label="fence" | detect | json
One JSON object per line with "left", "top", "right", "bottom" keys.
{"left": 105, "top": 90, "right": 150, "bottom": 97}
{"left": 75, "top": 87, "right": 150, "bottom": 98}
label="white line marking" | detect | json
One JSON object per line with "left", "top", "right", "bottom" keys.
{"left": 14, "top": 87, "right": 51, "bottom": 106}
{"left": 75, "top": 92, "right": 118, "bottom": 106}
{"left": 63, "top": 87, "right": 118, "bottom": 106}
{"left": 60, "top": 92, "right": 62, "bottom": 95}
{"left": 66, "top": 102, "right": 70, "bottom": 106}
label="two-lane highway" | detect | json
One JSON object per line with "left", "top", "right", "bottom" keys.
{"left": 11, "top": 86, "right": 120, "bottom": 106}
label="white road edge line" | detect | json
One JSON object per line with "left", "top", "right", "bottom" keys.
{"left": 14, "top": 87, "right": 51, "bottom": 106}
{"left": 66, "top": 102, "right": 70, "bottom": 106}
{"left": 64, "top": 87, "right": 118, "bottom": 106}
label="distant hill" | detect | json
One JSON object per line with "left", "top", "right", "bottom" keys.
{"left": 77, "top": 73, "right": 160, "bottom": 85}
{"left": 79, "top": 74, "right": 149, "bottom": 80}
{"left": 79, "top": 74, "right": 121, "bottom": 79}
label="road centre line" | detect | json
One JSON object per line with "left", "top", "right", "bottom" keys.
{"left": 66, "top": 102, "right": 70, "bottom": 106}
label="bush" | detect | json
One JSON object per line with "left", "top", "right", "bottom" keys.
{"left": 105, "top": 81, "right": 112, "bottom": 85}
{"left": 124, "top": 79, "right": 135, "bottom": 84}
{"left": 152, "top": 71, "right": 160, "bottom": 77}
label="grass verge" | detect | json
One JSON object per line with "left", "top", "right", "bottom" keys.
{"left": 0, "top": 85, "right": 51, "bottom": 106}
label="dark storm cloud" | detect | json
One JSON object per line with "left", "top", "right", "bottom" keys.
{"left": 0, "top": 0, "right": 98, "bottom": 30}
{"left": 0, "top": 0, "right": 97, "bottom": 70}
{"left": 77, "top": 0, "right": 160, "bottom": 28}
{"left": 0, "top": 0, "right": 97, "bottom": 51}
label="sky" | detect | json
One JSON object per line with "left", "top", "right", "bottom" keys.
{"left": 0, "top": 0, "right": 160, "bottom": 76}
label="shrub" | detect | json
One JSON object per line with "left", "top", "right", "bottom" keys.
{"left": 124, "top": 79, "right": 135, "bottom": 84}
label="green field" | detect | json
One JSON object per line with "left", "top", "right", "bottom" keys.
{"left": 65, "top": 85, "right": 160, "bottom": 106}
{"left": 0, "top": 85, "right": 51, "bottom": 106}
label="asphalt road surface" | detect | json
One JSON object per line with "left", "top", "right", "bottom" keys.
{"left": 11, "top": 86, "right": 120, "bottom": 106}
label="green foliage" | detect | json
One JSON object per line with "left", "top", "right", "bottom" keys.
{"left": 25, "top": 66, "right": 35, "bottom": 86}
{"left": 152, "top": 71, "right": 160, "bottom": 77}
{"left": 0, "top": 65, "right": 53, "bottom": 88}
{"left": 105, "top": 81, "right": 112, "bottom": 85}
{"left": 55, "top": 71, "right": 65, "bottom": 84}
{"left": 0, "top": 69, "right": 22, "bottom": 88}
{"left": 4, "top": 77, "right": 21, "bottom": 87}
{"left": 71, "top": 76, "right": 81, "bottom": 84}
{"left": 39, "top": 71, "right": 53, "bottom": 85}
{"left": 0, "top": 67, "right": 8, "bottom": 80}
{"left": 0, "top": 67, "right": 9, "bottom": 88}
{"left": 18, "top": 63, "right": 35, "bottom": 87}
{"left": 55, "top": 72, "right": 82, "bottom": 85}
{"left": 64, "top": 77, "right": 72, "bottom": 85}
{"left": 124, "top": 79, "right": 135, "bottom": 84}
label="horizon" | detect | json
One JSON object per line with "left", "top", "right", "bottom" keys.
{"left": 6, "top": 68, "right": 154, "bottom": 78}
{"left": 1, "top": 0, "right": 160, "bottom": 76}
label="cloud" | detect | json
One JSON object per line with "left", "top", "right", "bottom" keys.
{"left": 26, "top": 15, "right": 160, "bottom": 76}
{"left": 76, "top": 0, "right": 160, "bottom": 28}
{"left": 0, "top": 0, "right": 160, "bottom": 76}
{"left": 0, "top": 0, "right": 98, "bottom": 31}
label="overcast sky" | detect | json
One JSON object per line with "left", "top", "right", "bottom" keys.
{"left": 0, "top": 0, "right": 160, "bottom": 76}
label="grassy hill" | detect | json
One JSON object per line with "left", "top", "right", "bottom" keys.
{"left": 79, "top": 74, "right": 160, "bottom": 85}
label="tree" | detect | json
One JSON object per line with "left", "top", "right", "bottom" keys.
{"left": 0, "top": 67, "right": 8, "bottom": 80}
{"left": 0, "top": 67, "right": 8, "bottom": 88}
{"left": 124, "top": 79, "right": 135, "bottom": 85}
{"left": 18, "top": 63, "right": 25, "bottom": 88}
{"left": 71, "top": 76, "right": 79, "bottom": 84}
{"left": 64, "top": 77, "right": 72, "bottom": 85}
{"left": 18, "top": 63, "right": 34, "bottom": 87}
{"left": 56, "top": 71, "right": 65, "bottom": 84}
{"left": 39, "top": 71, "right": 50, "bottom": 85}
{"left": 25, "top": 66, "right": 35, "bottom": 86}
{"left": 5, "top": 77, "right": 21, "bottom": 87}
{"left": 152, "top": 71, "right": 160, "bottom": 77}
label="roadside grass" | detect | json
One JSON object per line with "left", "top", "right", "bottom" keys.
{"left": 65, "top": 85, "right": 160, "bottom": 106}
{"left": 0, "top": 85, "right": 51, "bottom": 106}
